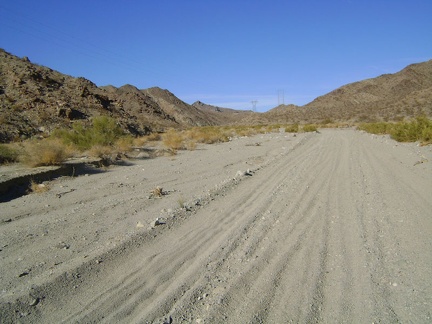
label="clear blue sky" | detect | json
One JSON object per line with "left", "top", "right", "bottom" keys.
{"left": 1, "top": 0, "right": 431, "bottom": 112}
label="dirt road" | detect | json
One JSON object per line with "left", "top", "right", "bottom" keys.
{"left": 1, "top": 129, "right": 431, "bottom": 323}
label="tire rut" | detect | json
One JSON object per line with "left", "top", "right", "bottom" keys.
{"left": 5, "top": 130, "right": 431, "bottom": 323}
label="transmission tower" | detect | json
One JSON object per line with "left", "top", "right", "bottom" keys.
{"left": 278, "top": 89, "right": 285, "bottom": 105}
{"left": 251, "top": 100, "right": 258, "bottom": 112}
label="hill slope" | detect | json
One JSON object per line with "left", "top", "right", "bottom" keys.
{"left": 1, "top": 48, "right": 431, "bottom": 142}
{"left": 263, "top": 60, "right": 432, "bottom": 124}
{"left": 0, "top": 49, "right": 217, "bottom": 142}
{"left": 192, "top": 101, "right": 254, "bottom": 125}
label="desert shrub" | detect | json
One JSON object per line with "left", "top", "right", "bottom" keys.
{"left": 321, "top": 118, "right": 333, "bottom": 125}
{"left": 114, "top": 136, "right": 134, "bottom": 152}
{"left": 390, "top": 117, "right": 432, "bottom": 144}
{"left": 19, "top": 138, "right": 72, "bottom": 167}
{"left": 131, "top": 132, "right": 162, "bottom": 148}
{"left": 285, "top": 124, "right": 299, "bottom": 133}
{"left": 92, "top": 116, "right": 124, "bottom": 144}
{"left": 146, "top": 132, "right": 162, "bottom": 141}
{"left": 358, "top": 117, "right": 432, "bottom": 145}
{"left": 358, "top": 122, "right": 393, "bottom": 135}
{"left": 87, "top": 145, "right": 116, "bottom": 158}
{"left": 0, "top": 144, "right": 19, "bottom": 164}
{"left": 181, "top": 127, "right": 218, "bottom": 144}
{"left": 183, "top": 139, "right": 197, "bottom": 151}
{"left": 53, "top": 116, "right": 125, "bottom": 150}
{"left": 188, "top": 126, "right": 230, "bottom": 144}
{"left": 302, "top": 124, "right": 318, "bottom": 132}
{"left": 28, "top": 180, "right": 49, "bottom": 194}
{"left": 234, "top": 126, "right": 260, "bottom": 137}
{"left": 162, "top": 129, "right": 184, "bottom": 151}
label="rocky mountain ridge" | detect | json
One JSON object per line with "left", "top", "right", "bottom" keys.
{"left": 1, "top": 47, "right": 431, "bottom": 142}
{"left": 262, "top": 60, "right": 432, "bottom": 124}
{"left": 0, "top": 49, "right": 229, "bottom": 142}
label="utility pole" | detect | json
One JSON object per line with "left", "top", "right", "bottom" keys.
{"left": 278, "top": 89, "right": 285, "bottom": 106}
{"left": 251, "top": 100, "right": 258, "bottom": 112}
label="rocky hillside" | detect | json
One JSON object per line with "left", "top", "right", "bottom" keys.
{"left": 192, "top": 101, "right": 254, "bottom": 125}
{"left": 1, "top": 47, "right": 431, "bottom": 142}
{"left": 262, "top": 60, "right": 432, "bottom": 124}
{"left": 0, "top": 49, "right": 222, "bottom": 142}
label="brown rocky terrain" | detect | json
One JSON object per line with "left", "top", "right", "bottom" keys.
{"left": 0, "top": 49, "right": 240, "bottom": 143}
{"left": 1, "top": 47, "right": 431, "bottom": 143}
{"left": 191, "top": 101, "right": 254, "bottom": 125}
{"left": 242, "top": 60, "right": 432, "bottom": 125}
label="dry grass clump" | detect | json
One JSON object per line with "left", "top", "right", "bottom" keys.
{"left": 150, "top": 186, "right": 165, "bottom": 198}
{"left": 28, "top": 180, "right": 50, "bottom": 194}
{"left": 114, "top": 136, "right": 134, "bottom": 153}
{"left": 19, "top": 138, "right": 74, "bottom": 167}
{"left": 132, "top": 132, "right": 163, "bottom": 148}
{"left": 185, "top": 126, "right": 230, "bottom": 144}
{"left": 232, "top": 126, "right": 260, "bottom": 137}
{"left": 132, "top": 133, "right": 162, "bottom": 147}
{"left": 146, "top": 132, "right": 162, "bottom": 141}
{"left": 161, "top": 126, "right": 231, "bottom": 153}
{"left": 86, "top": 145, "right": 116, "bottom": 158}
{"left": 162, "top": 129, "right": 185, "bottom": 152}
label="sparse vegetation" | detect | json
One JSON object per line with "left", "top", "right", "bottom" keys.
{"left": 161, "top": 126, "right": 232, "bottom": 153}
{"left": 302, "top": 124, "right": 318, "bottom": 132}
{"left": 86, "top": 145, "right": 116, "bottom": 159}
{"left": 390, "top": 117, "right": 432, "bottom": 144}
{"left": 0, "top": 144, "right": 19, "bottom": 164}
{"left": 28, "top": 180, "right": 50, "bottom": 194}
{"left": 285, "top": 124, "right": 299, "bottom": 133}
{"left": 19, "top": 138, "right": 73, "bottom": 167}
{"left": 52, "top": 116, "right": 125, "bottom": 151}
{"left": 150, "top": 186, "right": 164, "bottom": 198}
{"left": 4, "top": 117, "right": 430, "bottom": 169}
{"left": 358, "top": 122, "right": 393, "bottom": 135}
{"left": 186, "top": 126, "right": 230, "bottom": 144}
{"left": 162, "top": 129, "right": 185, "bottom": 152}
{"left": 358, "top": 117, "right": 432, "bottom": 145}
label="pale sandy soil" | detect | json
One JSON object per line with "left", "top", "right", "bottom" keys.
{"left": 1, "top": 129, "right": 431, "bottom": 323}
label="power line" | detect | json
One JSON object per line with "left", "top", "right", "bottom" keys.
{"left": 251, "top": 100, "right": 258, "bottom": 112}
{"left": 278, "top": 89, "right": 284, "bottom": 105}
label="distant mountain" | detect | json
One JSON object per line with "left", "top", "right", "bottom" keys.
{"left": 263, "top": 60, "right": 432, "bottom": 124}
{"left": 0, "top": 49, "right": 219, "bottom": 142}
{"left": 192, "top": 101, "right": 253, "bottom": 125}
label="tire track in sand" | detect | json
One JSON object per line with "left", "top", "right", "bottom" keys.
{"left": 10, "top": 129, "right": 432, "bottom": 323}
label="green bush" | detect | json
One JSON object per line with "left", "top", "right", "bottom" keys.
{"left": 302, "top": 124, "right": 318, "bottom": 132}
{"left": 53, "top": 116, "right": 125, "bottom": 150}
{"left": 0, "top": 144, "right": 19, "bottom": 164}
{"left": 358, "top": 117, "right": 432, "bottom": 145}
{"left": 390, "top": 117, "right": 432, "bottom": 144}
{"left": 358, "top": 122, "right": 393, "bottom": 135}
{"left": 285, "top": 124, "right": 299, "bottom": 133}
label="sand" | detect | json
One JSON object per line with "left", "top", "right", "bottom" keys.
{"left": 1, "top": 129, "right": 431, "bottom": 323}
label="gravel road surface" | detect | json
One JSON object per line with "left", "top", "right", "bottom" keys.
{"left": 1, "top": 129, "right": 431, "bottom": 323}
